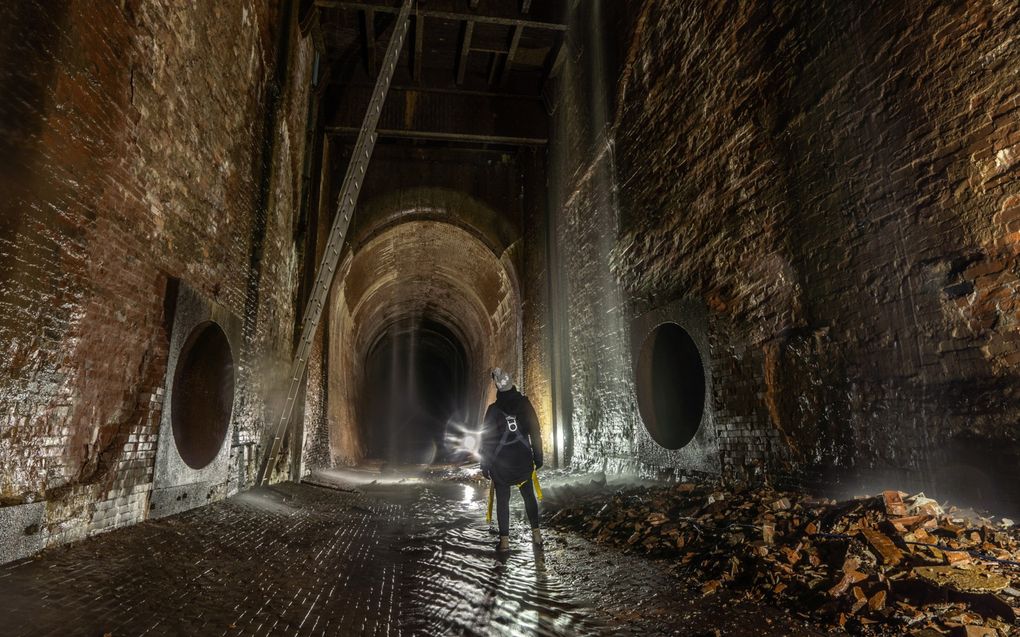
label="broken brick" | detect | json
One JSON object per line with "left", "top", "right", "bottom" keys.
{"left": 858, "top": 527, "right": 904, "bottom": 566}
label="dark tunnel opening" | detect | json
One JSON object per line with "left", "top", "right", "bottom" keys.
{"left": 359, "top": 318, "right": 469, "bottom": 465}
{"left": 171, "top": 321, "right": 235, "bottom": 470}
{"left": 636, "top": 323, "right": 706, "bottom": 450}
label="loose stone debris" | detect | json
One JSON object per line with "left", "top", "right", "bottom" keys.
{"left": 546, "top": 479, "right": 1020, "bottom": 635}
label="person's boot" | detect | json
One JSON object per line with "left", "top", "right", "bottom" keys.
{"left": 497, "top": 536, "right": 510, "bottom": 552}
{"left": 532, "top": 528, "right": 543, "bottom": 547}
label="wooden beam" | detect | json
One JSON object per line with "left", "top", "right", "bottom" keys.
{"left": 362, "top": 9, "right": 376, "bottom": 75}
{"left": 327, "top": 126, "right": 547, "bottom": 146}
{"left": 339, "top": 82, "right": 546, "bottom": 100}
{"left": 543, "top": 32, "right": 566, "bottom": 83}
{"left": 310, "top": 13, "right": 327, "bottom": 54}
{"left": 413, "top": 13, "right": 424, "bottom": 82}
{"left": 487, "top": 52, "right": 501, "bottom": 85}
{"left": 469, "top": 46, "right": 510, "bottom": 54}
{"left": 499, "top": 24, "right": 522, "bottom": 86}
{"left": 456, "top": 21, "right": 474, "bottom": 85}
{"left": 328, "top": 85, "right": 549, "bottom": 142}
{"left": 318, "top": 1, "right": 568, "bottom": 31}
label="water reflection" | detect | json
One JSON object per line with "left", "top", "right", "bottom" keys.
{"left": 309, "top": 466, "right": 619, "bottom": 636}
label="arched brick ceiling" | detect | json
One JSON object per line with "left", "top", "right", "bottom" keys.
{"left": 344, "top": 219, "right": 514, "bottom": 357}
{"left": 327, "top": 218, "right": 519, "bottom": 463}
{"left": 350, "top": 187, "right": 518, "bottom": 256}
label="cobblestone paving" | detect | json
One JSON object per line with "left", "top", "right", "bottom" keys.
{"left": 0, "top": 470, "right": 823, "bottom": 636}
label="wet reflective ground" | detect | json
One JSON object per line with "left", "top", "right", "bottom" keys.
{"left": 0, "top": 469, "right": 825, "bottom": 636}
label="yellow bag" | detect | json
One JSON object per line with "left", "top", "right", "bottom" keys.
{"left": 485, "top": 466, "right": 541, "bottom": 523}
{"left": 486, "top": 482, "right": 494, "bottom": 523}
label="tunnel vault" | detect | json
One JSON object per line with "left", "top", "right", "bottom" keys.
{"left": 326, "top": 214, "right": 521, "bottom": 466}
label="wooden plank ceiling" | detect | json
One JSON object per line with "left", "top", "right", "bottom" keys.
{"left": 308, "top": 0, "right": 567, "bottom": 148}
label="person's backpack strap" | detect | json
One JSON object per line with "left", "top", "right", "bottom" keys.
{"left": 491, "top": 407, "right": 530, "bottom": 458}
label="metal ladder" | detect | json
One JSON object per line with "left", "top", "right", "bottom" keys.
{"left": 256, "top": 0, "right": 414, "bottom": 486}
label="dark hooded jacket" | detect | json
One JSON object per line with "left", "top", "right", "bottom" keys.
{"left": 479, "top": 387, "right": 543, "bottom": 485}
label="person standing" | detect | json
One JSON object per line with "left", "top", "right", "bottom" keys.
{"left": 479, "top": 367, "right": 543, "bottom": 553}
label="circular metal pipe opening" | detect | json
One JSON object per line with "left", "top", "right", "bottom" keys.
{"left": 171, "top": 321, "right": 234, "bottom": 469}
{"left": 636, "top": 322, "right": 706, "bottom": 450}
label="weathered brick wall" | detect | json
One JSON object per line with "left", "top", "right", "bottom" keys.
{"left": 553, "top": 0, "right": 1020, "bottom": 511}
{"left": 546, "top": 0, "right": 639, "bottom": 472}
{"left": 520, "top": 149, "right": 555, "bottom": 460}
{"left": 300, "top": 134, "right": 336, "bottom": 475}
{"left": 0, "top": 0, "right": 313, "bottom": 553}
{"left": 240, "top": 3, "right": 317, "bottom": 486}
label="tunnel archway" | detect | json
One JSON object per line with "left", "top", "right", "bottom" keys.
{"left": 326, "top": 215, "right": 521, "bottom": 466}
{"left": 359, "top": 318, "right": 469, "bottom": 464}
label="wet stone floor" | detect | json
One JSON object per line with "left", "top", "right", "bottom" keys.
{"left": 0, "top": 470, "right": 825, "bottom": 636}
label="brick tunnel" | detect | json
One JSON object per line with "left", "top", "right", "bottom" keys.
{"left": 2, "top": 1, "right": 1020, "bottom": 635}
{"left": 329, "top": 212, "right": 522, "bottom": 465}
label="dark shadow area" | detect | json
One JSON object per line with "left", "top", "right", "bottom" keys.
{"left": 636, "top": 323, "right": 706, "bottom": 450}
{"left": 359, "top": 318, "right": 469, "bottom": 465}
{"left": 806, "top": 436, "right": 1020, "bottom": 519}
{"left": 171, "top": 321, "right": 235, "bottom": 469}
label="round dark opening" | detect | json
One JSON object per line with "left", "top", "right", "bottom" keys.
{"left": 636, "top": 322, "right": 706, "bottom": 450}
{"left": 171, "top": 321, "right": 234, "bottom": 469}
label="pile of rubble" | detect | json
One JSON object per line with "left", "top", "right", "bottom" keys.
{"left": 545, "top": 480, "right": 1020, "bottom": 635}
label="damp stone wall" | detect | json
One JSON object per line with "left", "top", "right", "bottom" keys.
{"left": 552, "top": 0, "right": 1020, "bottom": 514}
{"left": 0, "top": 0, "right": 314, "bottom": 561}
